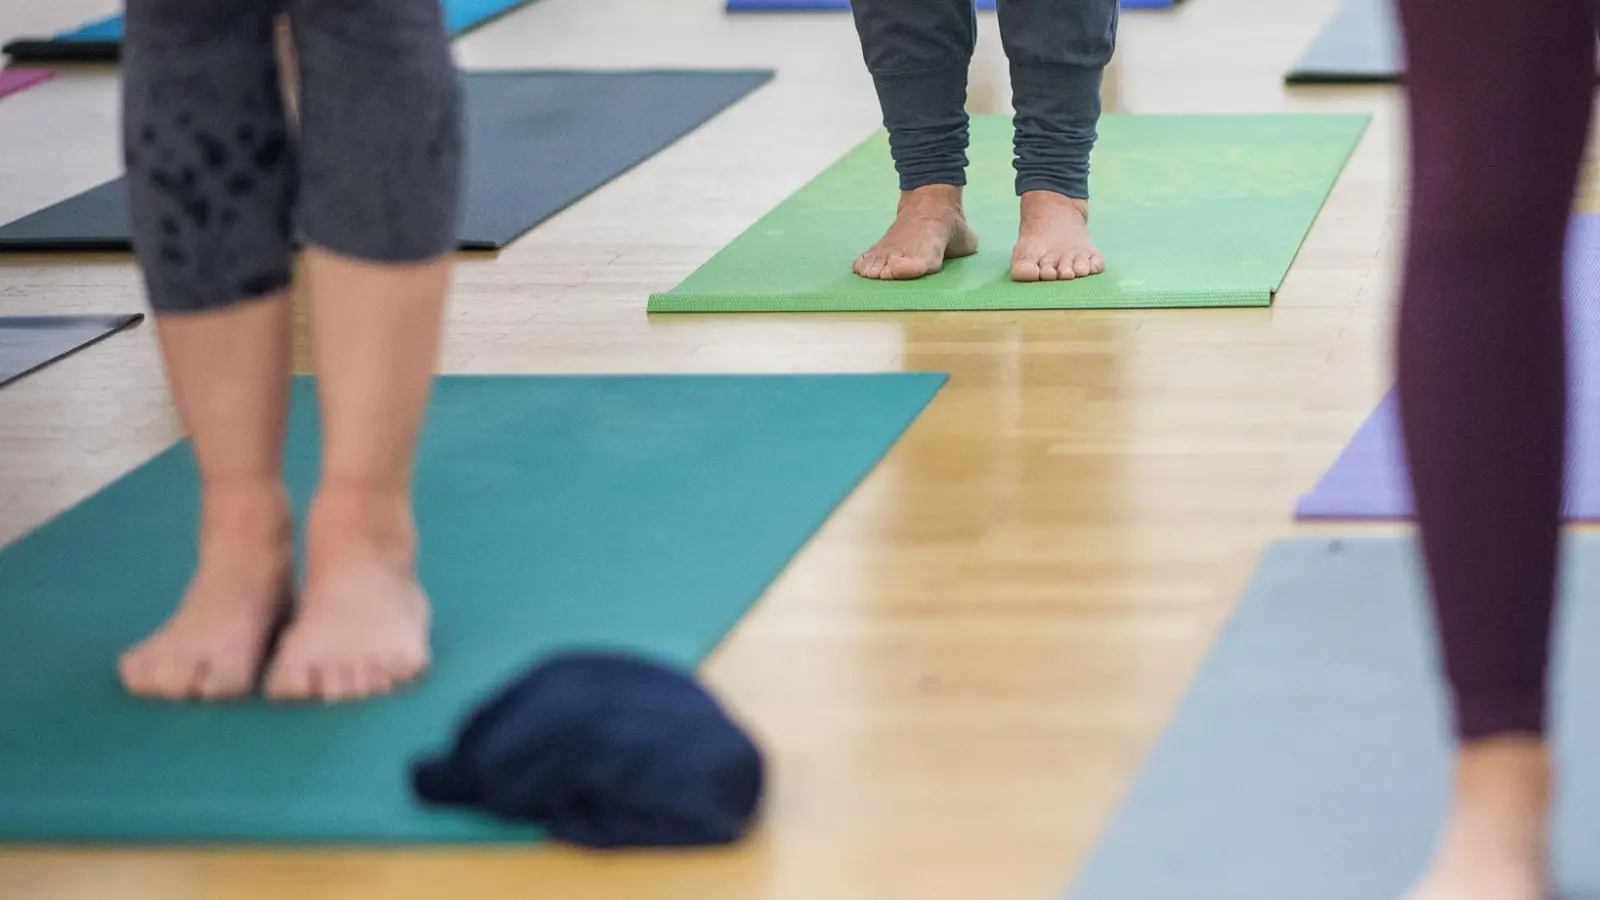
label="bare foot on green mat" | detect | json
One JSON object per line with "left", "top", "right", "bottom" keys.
{"left": 264, "top": 486, "right": 430, "bottom": 703}
{"left": 119, "top": 481, "right": 293, "bottom": 701}
{"left": 1403, "top": 738, "right": 1550, "bottom": 900}
{"left": 853, "top": 184, "right": 979, "bottom": 280}
{"left": 1011, "top": 191, "right": 1104, "bottom": 282}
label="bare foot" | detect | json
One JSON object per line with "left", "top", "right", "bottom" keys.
{"left": 120, "top": 480, "right": 293, "bottom": 700}
{"left": 263, "top": 485, "right": 430, "bottom": 703}
{"left": 853, "top": 184, "right": 979, "bottom": 281}
{"left": 1011, "top": 191, "right": 1105, "bottom": 282}
{"left": 1404, "top": 738, "right": 1551, "bottom": 900}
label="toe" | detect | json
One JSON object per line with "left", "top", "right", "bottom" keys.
{"left": 1087, "top": 253, "right": 1106, "bottom": 274}
{"left": 318, "top": 661, "right": 360, "bottom": 703}
{"left": 1041, "top": 253, "right": 1068, "bottom": 281}
{"left": 1071, "top": 255, "right": 1095, "bottom": 277}
{"left": 887, "top": 253, "right": 930, "bottom": 280}
{"left": 1011, "top": 257, "right": 1041, "bottom": 282}
{"left": 265, "top": 649, "right": 313, "bottom": 701}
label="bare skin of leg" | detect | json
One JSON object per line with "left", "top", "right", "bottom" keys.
{"left": 119, "top": 293, "right": 295, "bottom": 701}
{"left": 853, "top": 183, "right": 979, "bottom": 281}
{"left": 263, "top": 246, "right": 450, "bottom": 703}
{"left": 1404, "top": 737, "right": 1551, "bottom": 900}
{"left": 1011, "top": 190, "right": 1104, "bottom": 282}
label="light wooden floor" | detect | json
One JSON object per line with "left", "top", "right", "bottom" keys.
{"left": 0, "top": 0, "right": 1438, "bottom": 897}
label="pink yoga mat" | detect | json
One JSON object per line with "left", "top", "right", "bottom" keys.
{"left": 1297, "top": 214, "right": 1600, "bottom": 521}
{"left": 0, "top": 68, "right": 53, "bottom": 100}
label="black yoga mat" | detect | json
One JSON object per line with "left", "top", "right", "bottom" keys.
{"left": 0, "top": 69, "right": 773, "bottom": 253}
{"left": 1062, "top": 538, "right": 1600, "bottom": 900}
{"left": 0, "top": 314, "right": 143, "bottom": 388}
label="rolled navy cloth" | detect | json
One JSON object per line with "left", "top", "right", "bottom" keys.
{"left": 411, "top": 652, "right": 764, "bottom": 849}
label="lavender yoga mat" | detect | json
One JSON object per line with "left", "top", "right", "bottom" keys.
{"left": 1297, "top": 214, "right": 1600, "bottom": 521}
{"left": 0, "top": 69, "right": 52, "bottom": 100}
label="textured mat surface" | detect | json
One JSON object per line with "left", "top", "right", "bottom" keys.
{"left": 0, "top": 373, "right": 943, "bottom": 843}
{"left": 0, "top": 70, "right": 772, "bottom": 253}
{"left": 1298, "top": 214, "right": 1600, "bottom": 521}
{"left": 650, "top": 114, "right": 1368, "bottom": 313}
{"left": 0, "top": 314, "right": 142, "bottom": 388}
{"left": 1064, "top": 537, "right": 1600, "bottom": 900}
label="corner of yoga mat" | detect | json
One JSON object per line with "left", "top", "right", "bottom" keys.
{"left": 0, "top": 313, "right": 144, "bottom": 388}
{"left": 0, "top": 372, "right": 944, "bottom": 844}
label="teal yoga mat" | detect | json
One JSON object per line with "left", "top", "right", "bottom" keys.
{"left": 1063, "top": 538, "right": 1600, "bottom": 900}
{"left": 2, "top": 0, "right": 544, "bottom": 63}
{"left": 0, "top": 373, "right": 944, "bottom": 844}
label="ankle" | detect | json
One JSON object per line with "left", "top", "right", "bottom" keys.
{"left": 307, "top": 481, "right": 418, "bottom": 567}
{"left": 899, "top": 183, "right": 964, "bottom": 213}
{"left": 1020, "top": 190, "right": 1089, "bottom": 218}
{"left": 198, "top": 477, "right": 292, "bottom": 548}
{"left": 1454, "top": 737, "right": 1553, "bottom": 810}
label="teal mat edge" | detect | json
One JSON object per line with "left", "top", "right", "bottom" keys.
{"left": 647, "top": 113, "right": 1372, "bottom": 314}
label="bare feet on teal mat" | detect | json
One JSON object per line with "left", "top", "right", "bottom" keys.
{"left": 264, "top": 485, "right": 431, "bottom": 703}
{"left": 1011, "top": 191, "right": 1104, "bottom": 282}
{"left": 119, "top": 480, "right": 293, "bottom": 701}
{"left": 1403, "top": 738, "right": 1551, "bottom": 900}
{"left": 853, "top": 184, "right": 979, "bottom": 281}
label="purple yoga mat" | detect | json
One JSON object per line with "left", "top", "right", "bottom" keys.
{"left": 0, "top": 68, "right": 53, "bottom": 100}
{"left": 1297, "top": 214, "right": 1600, "bottom": 521}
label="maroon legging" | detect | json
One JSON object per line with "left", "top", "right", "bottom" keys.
{"left": 1397, "top": 0, "right": 1595, "bottom": 740}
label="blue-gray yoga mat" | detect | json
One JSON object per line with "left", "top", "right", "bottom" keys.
{"left": 0, "top": 314, "right": 142, "bottom": 388}
{"left": 0, "top": 373, "right": 944, "bottom": 843}
{"left": 1064, "top": 537, "right": 1600, "bottom": 900}
{"left": 0, "top": 69, "right": 772, "bottom": 253}
{"left": 1284, "top": 0, "right": 1400, "bottom": 85}
{"left": 2, "top": 0, "right": 544, "bottom": 63}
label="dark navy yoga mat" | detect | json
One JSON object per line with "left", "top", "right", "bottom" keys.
{"left": 0, "top": 373, "right": 944, "bottom": 843}
{"left": 0, "top": 314, "right": 143, "bottom": 388}
{"left": 0, "top": 70, "right": 772, "bottom": 253}
{"left": 1298, "top": 214, "right": 1600, "bottom": 521}
{"left": 2, "top": 0, "right": 547, "bottom": 63}
{"left": 1063, "top": 537, "right": 1600, "bottom": 900}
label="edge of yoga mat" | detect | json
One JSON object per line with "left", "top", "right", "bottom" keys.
{"left": 0, "top": 372, "right": 946, "bottom": 845}
{"left": 0, "top": 69, "right": 775, "bottom": 254}
{"left": 1, "top": 0, "right": 542, "bottom": 64}
{"left": 0, "top": 67, "right": 55, "bottom": 100}
{"left": 649, "top": 287, "right": 1269, "bottom": 314}
{"left": 1060, "top": 536, "right": 1600, "bottom": 900}
{"left": 1296, "top": 214, "right": 1600, "bottom": 522}
{"left": 0, "top": 313, "right": 144, "bottom": 388}
{"left": 1283, "top": 0, "right": 1600, "bottom": 86}
{"left": 648, "top": 114, "right": 1367, "bottom": 314}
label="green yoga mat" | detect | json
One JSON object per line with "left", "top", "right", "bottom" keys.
{"left": 0, "top": 373, "right": 944, "bottom": 844}
{"left": 649, "top": 114, "right": 1370, "bottom": 313}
